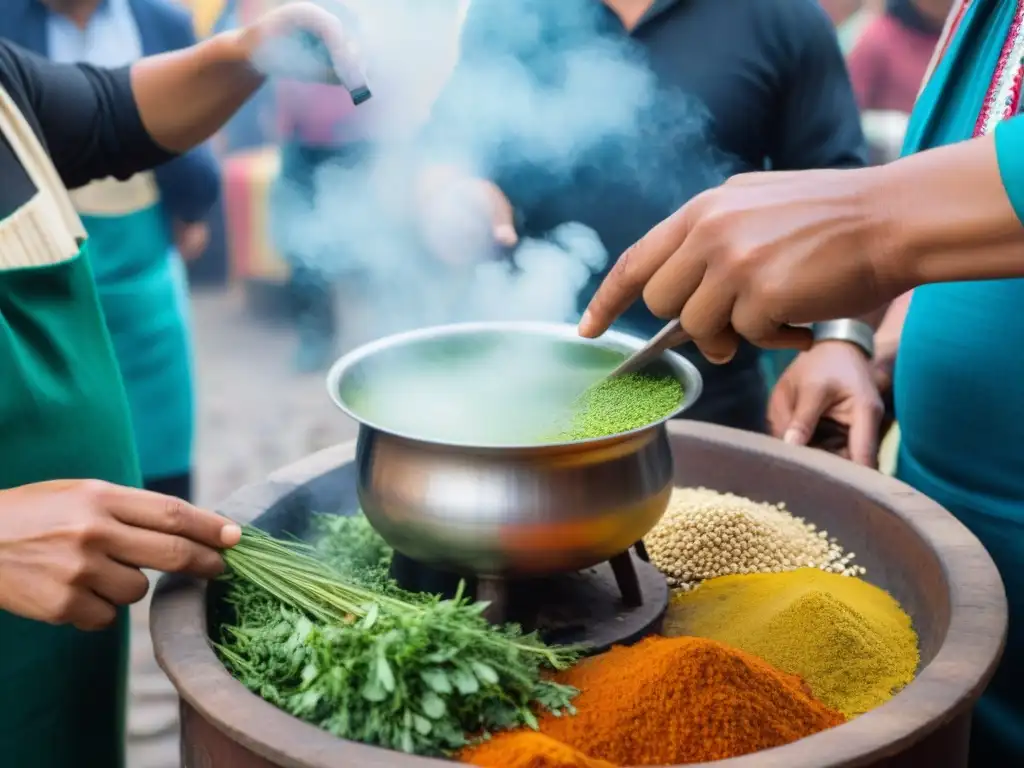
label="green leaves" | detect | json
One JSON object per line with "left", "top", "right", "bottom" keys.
{"left": 216, "top": 516, "right": 580, "bottom": 757}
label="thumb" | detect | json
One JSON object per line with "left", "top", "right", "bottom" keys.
{"left": 487, "top": 186, "right": 518, "bottom": 247}
{"left": 782, "top": 384, "right": 830, "bottom": 447}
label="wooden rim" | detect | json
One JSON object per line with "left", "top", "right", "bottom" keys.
{"left": 151, "top": 422, "right": 1006, "bottom": 768}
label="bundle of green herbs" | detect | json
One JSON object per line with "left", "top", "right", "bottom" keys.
{"left": 553, "top": 371, "right": 684, "bottom": 441}
{"left": 216, "top": 517, "right": 579, "bottom": 756}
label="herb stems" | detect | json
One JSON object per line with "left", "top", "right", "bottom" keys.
{"left": 216, "top": 522, "right": 580, "bottom": 756}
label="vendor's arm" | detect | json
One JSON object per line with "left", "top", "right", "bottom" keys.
{"left": 579, "top": 125, "right": 1024, "bottom": 361}
{"left": 151, "top": 0, "right": 222, "bottom": 224}
{"left": 0, "top": 3, "right": 358, "bottom": 190}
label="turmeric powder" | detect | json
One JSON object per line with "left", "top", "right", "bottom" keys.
{"left": 460, "top": 636, "right": 844, "bottom": 767}
{"left": 665, "top": 569, "right": 919, "bottom": 717}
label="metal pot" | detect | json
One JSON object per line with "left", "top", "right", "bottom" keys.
{"left": 326, "top": 321, "right": 703, "bottom": 577}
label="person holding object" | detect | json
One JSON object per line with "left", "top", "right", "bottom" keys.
{"left": 580, "top": 0, "right": 1024, "bottom": 759}
{"left": 0, "top": 3, "right": 365, "bottom": 765}
{"left": 415, "top": 0, "right": 866, "bottom": 434}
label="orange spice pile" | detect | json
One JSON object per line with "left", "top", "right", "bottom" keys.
{"left": 461, "top": 635, "right": 845, "bottom": 767}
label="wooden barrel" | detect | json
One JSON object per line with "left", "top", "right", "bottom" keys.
{"left": 152, "top": 420, "right": 1006, "bottom": 768}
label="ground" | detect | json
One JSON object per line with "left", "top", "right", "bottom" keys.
{"left": 126, "top": 286, "right": 359, "bottom": 768}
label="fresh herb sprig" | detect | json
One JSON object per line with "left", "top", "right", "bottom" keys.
{"left": 216, "top": 525, "right": 579, "bottom": 756}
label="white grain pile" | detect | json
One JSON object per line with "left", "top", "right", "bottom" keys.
{"left": 645, "top": 486, "right": 865, "bottom": 590}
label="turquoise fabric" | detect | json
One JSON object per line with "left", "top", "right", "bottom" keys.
{"left": 995, "top": 116, "right": 1024, "bottom": 217}
{"left": 82, "top": 205, "right": 194, "bottom": 481}
{"left": 895, "top": 0, "right": 1024, "bottom": 762}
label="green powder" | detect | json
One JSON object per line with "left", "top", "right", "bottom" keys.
{"left": 553, "top": 372, "right": 684, "bottom": 441}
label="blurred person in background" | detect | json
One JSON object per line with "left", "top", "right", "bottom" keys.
{"left": 270, "top": 75, "right": 373, "bottom": 371}
{"left": 415, "top": 0, "right": 867, "bottom": 433}
{"left": 2, "top": 0, "right": 222, "bottom": 503}
{"left": 848, "top": 0, "right": 951, "bottom": 115}
{"left": 820, "top": 0, "right": 888, "bottom": 51}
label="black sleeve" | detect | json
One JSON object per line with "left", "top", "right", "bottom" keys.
{"left": 767, "top": 0, "right": 867, "bottom": 171}
{"left": 0, "top": 40, "right": 176, "bottom": 190}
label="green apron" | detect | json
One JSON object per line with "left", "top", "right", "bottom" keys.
{"left": 0, "top": 83, "right": 141, "bottom": 768}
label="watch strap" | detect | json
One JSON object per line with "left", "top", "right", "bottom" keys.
{"left": 811, "top": 319, "right": 875, "bottom": 359}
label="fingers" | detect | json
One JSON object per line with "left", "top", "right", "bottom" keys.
{"left": 675, "top": 268, "right": 737, "bottom": 364}
{"left": 255, "top": 3, "right": 368, "bottom": 93}
{"left": 782, "top": 383, "right": 830, "bottom": 447}
{"left": 85, "top": 558, "right": 151, "bottom": 607}
{"left": 847, "top": 400, "right": 884, "bottom": 467}
{"left": 488, "top": 186, "right": 518, "bottom": 247}
{"left": 105, "top": 486, "right": 241, "bottom": 549}
{"left": 767, "top": 382, "right": 796, "bottom": 439}
{"left": 66, "top": 590, "right": 118, "bottom": 632}
{"left": 754, "top": 325, "right": 815, "bottom": 351}
{"left": 105, "top": 526, "right": 226, "bottom": 578}
{"left": 580, "top": 205, "right": 692, "bottom": 338}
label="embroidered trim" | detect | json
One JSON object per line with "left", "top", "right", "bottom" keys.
{"left": 976, "top": 0, "right": 1024, "bottom": 136}
{"left": 935, "top": 0, "right": 974, "bottom": 75}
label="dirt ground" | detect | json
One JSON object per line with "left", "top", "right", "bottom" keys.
{"left": 127, "top": 285, "right": 360, "bottom": 768}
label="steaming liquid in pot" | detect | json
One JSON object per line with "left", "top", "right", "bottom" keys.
{"left": 344, "top": 335, "right": 610, "bottom": 444}
{"left": 341, "top": 333, "right": 682, "bottom": 446}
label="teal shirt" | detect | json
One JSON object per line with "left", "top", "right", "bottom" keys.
{"left": 44, "top": 0, "right": 195, "bottom": 480}
{"left": 895, "top": 1, "right": 1024, "bottom": 762}
{"left": 82, "top": 207, "right": 194, "bottom": 481}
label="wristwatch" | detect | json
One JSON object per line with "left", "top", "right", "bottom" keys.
{"left": 811, "top": 319, "right": 875, "bottom": 359}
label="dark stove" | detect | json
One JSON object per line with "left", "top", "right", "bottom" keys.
{"left": 389, "top": 545, "right": 669, "bottom": 653}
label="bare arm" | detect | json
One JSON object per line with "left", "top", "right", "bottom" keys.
{"left": 580, "top": 125, "right": 1024, "bottom": 356}
{"left": 130, "top": 33, "right": 262, "bottom": 155}
{"left": 132, "top": 3, "right": 361, "bottom": 154}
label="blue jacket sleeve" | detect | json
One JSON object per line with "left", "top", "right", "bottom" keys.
{"left": 149, "top": 1, "right": 221, "bottom": 222}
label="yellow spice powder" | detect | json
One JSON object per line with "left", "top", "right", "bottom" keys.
{"left": 664, "top": 569, "right": 919, "bottom": 718}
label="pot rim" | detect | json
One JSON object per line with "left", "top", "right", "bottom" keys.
{"left": 151, "top": 422, "right": 1007, "bottom": 768}
{"left": 324, "top": 321, "right": 704, "bottom": 451}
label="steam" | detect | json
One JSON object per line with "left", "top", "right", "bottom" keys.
{"left": 263, "top": 0, "right": 721, "bottom": 441}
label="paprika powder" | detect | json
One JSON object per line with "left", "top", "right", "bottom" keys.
{"left": 463, "top": 732, "right": 615, "bottom": 768}
{"left": 461, "top": 635, "right": 844, "bottom": 767}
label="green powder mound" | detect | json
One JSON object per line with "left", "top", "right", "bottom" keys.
{"left": 554, "top": 372, "right": 684, "bottom": 441}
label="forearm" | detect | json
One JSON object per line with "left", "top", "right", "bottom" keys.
{"left": 131, "top": 32, "right": 263, "bottom": 154}
{"left": 876, "top": 123, "right": 1024, "bottom": 288}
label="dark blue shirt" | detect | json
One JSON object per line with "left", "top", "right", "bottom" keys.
{"left": 426, "top": 0, "right": 867, "bottom": 424}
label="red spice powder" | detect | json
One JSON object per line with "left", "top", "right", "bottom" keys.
{"left": 462, "top": 731, "right": 615, "bottom": 768}
{"left": 462, "top": 635, "right": 845, "bottom": 767}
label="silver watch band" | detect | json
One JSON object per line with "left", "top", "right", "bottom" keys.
{"left": 811, "top": 319, "right": 875, "bottom": 359}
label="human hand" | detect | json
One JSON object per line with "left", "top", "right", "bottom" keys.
{"left": 768, "top": 341, "right": 885, "bottom": 467}
{"left": 416, "top": 168, "right": 518, "bottom": 266}
{"left": 174, "top": 220, "right": 210, "bottom": 261}
{"left": 241, "top": 1, "right": 369, "bottom": 98}
{"left": 0, "top": 480, "right": 241, "bottom": 631}
{"left": 578, "top": 166, "right": 911, "bottom": 363}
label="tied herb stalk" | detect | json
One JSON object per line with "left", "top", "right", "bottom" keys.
{"left": 216, "top": 525, "right": 579, "bottom": 757}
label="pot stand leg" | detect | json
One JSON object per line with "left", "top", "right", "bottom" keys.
{"left": 609, "top": 552, "right": 643, "bottom": 608}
